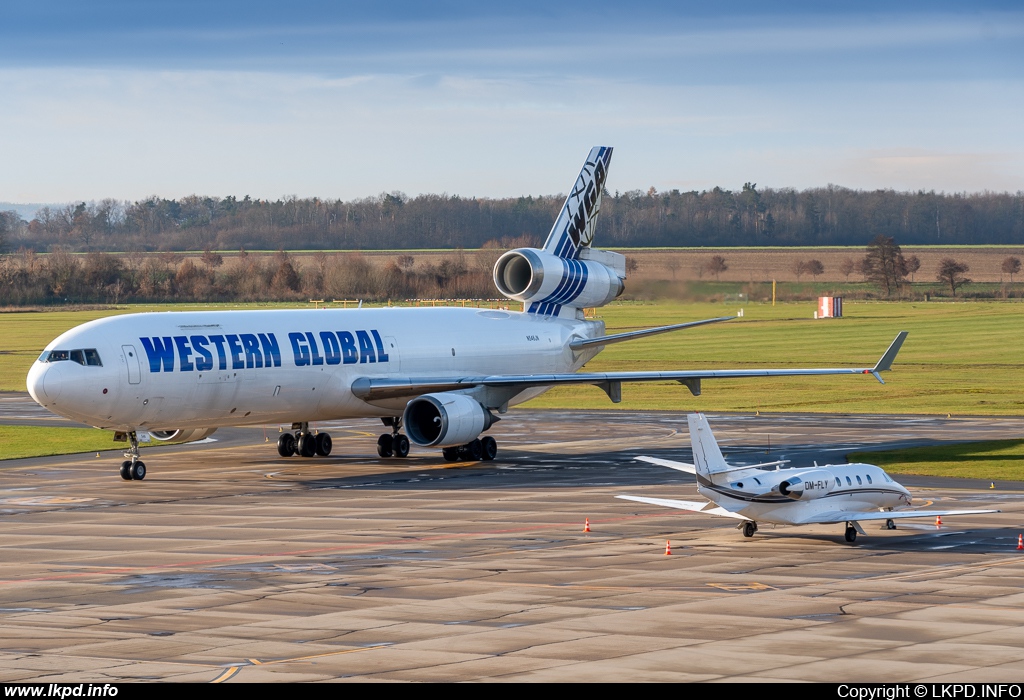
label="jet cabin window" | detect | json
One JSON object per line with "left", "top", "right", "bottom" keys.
{"left": 40, "top": 349, "right": 102, "bottom": 366}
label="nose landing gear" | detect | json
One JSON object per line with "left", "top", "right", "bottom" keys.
{"left": 119, "top": 431, "right": 146, "bottom": 481}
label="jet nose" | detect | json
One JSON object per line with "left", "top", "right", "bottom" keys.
{"left": 27, "top": 363, "right": 61, "bottom": 405}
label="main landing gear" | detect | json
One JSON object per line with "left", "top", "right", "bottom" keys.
{"left": 277, "top": 422, "right": 332, "bottom": 458}
{"left": 741, "top": 521, "right": 758, "bottom": 538}
{"left": 119, "top": 431, "right": 146, "bottom": 481}
{"left": 376, "top": 417, "right": 410, "bottom": 458}
{"left": 844, "top": 522, "right": 858, "bottom": 543}
{"left": 441, "top": 435, "right": 498, "bottom": 463}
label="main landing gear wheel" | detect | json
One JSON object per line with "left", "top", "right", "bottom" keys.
{"left": 845, "top": 525, "right": 858, "bottom": 543}
{"left": 315, "top": 432, "right": 332, "bottom": 457}
{"left": 120, "top": 461, "right": 132, "bottom": 481}
{"left": 377, "top": 434, "right": 393, "bottom": 458}
{"left": 129, "top": 461, "right": 146, "bottom": 480}
{"left": 298, "top": 433, "right": 317, "bottom": 458}
{"left": 442, "top": 446, "right": 460, "bottom": 462}
{"left": 277, "top": 433, "right": 296, "bottom": 457}
{"left": 742, "top": 521, "right": 757, "bottom": 538}
{"left": 480, "top": 436, "right": 497, "bottom": 461}
{"left": 885, "top": 518, "right": 896, "bottom": 530}
{"left": 392, "top": 434, "right": 410, "bottom": 458}
{"left": 462, "top": 438, "right": 483, "bottom": 461}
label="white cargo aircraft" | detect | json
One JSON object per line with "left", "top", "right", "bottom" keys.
{"left": 619, "top": 414, "right": 999, "bottom": 543}
{"left": 27, "top": 147, "right": 908, "bottom": 482}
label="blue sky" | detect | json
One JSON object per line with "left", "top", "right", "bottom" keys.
{"left": 1, "top": 2, "right": 1022, "bottom": 203}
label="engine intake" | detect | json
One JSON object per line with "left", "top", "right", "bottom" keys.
{"left": 403, "top": 393, "right": 497, "bottom": 448}
{"left": 778, "top": 472, "right": 833, "bottom": 501}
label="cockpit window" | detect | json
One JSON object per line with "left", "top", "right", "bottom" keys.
{"left": 39, "top": 349, "right": 102, "bottom": 366}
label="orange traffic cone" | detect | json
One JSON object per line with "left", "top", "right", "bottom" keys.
{"left": 935, "top": 515, "right": 942, "bottom": 528}
{"left": 664, "top": 540, "right": 672, "bottom": 556}
{"left": 583, "top": 518, "right": 591, "bottom": 533}
{"left": 1017, "top": 534, "right": 1022, "bottom": 551}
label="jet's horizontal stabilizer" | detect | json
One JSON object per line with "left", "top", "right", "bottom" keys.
{"left": 635, "top": 455, "right": 696, "bottom": 474}
{"left": 616, "top": 495, "right": 748, "bottom": 520}
{"left": 569, "top": 316, "right": 733, "bottom": 351}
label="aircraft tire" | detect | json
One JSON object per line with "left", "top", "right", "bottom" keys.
{"left": 298, "top": 434, "right": 317, "bottom": 458}
{"left": 120, "top": 461, "right": 133, "bottom": 481}
{"left": 315, "top": 433, "right": 332, "bottom": 457}
{"left": 442, "top": 446, "right": 460, "bottom": 462}
{"left": 885, "top": 519, "right": 896, "bottom": 530}
{"left": 845, "top": 526, "right": 857, "bottom": 543}
{"left": 393, "top": 434, "right": 410, "bottom": 458}
{"left": 480, "top": 436, "right": 497, "bottom": 461}
{"left": 130, "top": 461, "right": 146, "bottom": 480}
{"left": 463, "top": 438, "right": 483, "bottom": 461}
{"left": 377, "top": 434, "right": 393, "bottom": 458}
{"left": 277, "top": 433, "right": 296, "bottom": 457}
{"left": 742, "top": 521, "right": 756, "bottom": 538}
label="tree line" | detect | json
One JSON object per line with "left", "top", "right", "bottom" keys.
{"left": 2, "top": 184, "right": 1023, "bottom": 253}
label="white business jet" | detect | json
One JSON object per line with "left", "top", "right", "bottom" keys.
{"left": 619, "top": 413, "right": 999, "bottom": 543}
{"left": 27, "top": 147, "right": 907, "bottom": 482}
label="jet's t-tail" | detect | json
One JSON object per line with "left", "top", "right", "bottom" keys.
{"left": 688, "top": 413, "right": 730, "bottom": 477}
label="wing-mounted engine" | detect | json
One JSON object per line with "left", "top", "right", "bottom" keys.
{"left": 493, "top": 247, "right": 625, "bottom": 316}
{"left": 148, "top": 428, "right": 218, "bottom": 444}
{"left": 777, "top": 470, "right": 835, "bottom": 501}
{"left": 403, "top": 393, "right": 498, "bottom": 448}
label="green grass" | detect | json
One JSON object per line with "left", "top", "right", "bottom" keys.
{"left": 0, "top": 425, "right": 131, "bottom": 460}
{"left": 3, "top": 299, "right": 1024, "bottom": 415}
{"left": 848, "top": 440, "right": 1024, "bottom": 481}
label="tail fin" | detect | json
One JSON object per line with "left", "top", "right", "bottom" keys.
{"left": 687, "top": 413, "right": 730, "bottom": 477}
{"left": 541, "top": 146, "right": 612, "bottom": 260}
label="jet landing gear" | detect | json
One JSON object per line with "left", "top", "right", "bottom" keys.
{"left": 441, "top": 435, "right": 498, "bottom": 463}
{"left": 741, "top": 521, "right": 758, "bottom": 538}
{"left": 845, "top": 522, "right": 858, "bottom": 543}
{"left": 119, "top": 431, "right": 146, "bottom": 481}
{"left": 277, "top": 423, "right": 332, "bottom": 458}
{"left": 377, "top": 417, "right": 410, "bottom": 458}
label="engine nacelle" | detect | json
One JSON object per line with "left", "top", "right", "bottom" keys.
{"left": 778, "top": 471, "right": 834, "bottom": 501}
{"left": 403, "top": 393, "right": 496, "bottom": 448}
{"left": 148, "top": 428, "right": 218, "bottom": 444}
{"left": 493, "top": 248, "right": 624, "bottom": 310}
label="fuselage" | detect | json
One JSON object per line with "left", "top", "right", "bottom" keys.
{"left": 698, "top": 462, "right": 912, "bottom": 524}
{"left": 26, "top": 307, "right": 604, "bottom": 432}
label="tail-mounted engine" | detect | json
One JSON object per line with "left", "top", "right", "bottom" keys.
{"left": 493, "top": 247, "right": 625, "bottom": 314}
{"left": 778, "top": 471, "right": 834, "bottom": 501}
{"left": 403, "top": 393, "right": 498, "bottom": 448}
{"left": 148, "top": 428, "right": 218, "bottom": 444}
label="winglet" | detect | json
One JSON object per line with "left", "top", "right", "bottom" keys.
{"left": 871, "top": 331, "right": 908, "bottom": 380}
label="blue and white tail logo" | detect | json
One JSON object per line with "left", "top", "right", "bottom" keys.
{"left": 542, "top": 146, "right": 612, "bottom": 260}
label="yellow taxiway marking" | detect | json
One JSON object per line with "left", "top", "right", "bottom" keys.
{"left": 211, "top": 644, "right": 390, "bottom": 682}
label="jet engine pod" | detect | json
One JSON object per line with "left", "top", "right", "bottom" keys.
{"left": 778, "top": 473, "right": 832, "bottom": 501}
{"left": 493, "top": 248, "right": 624, "bottom": 309}
{"left": 403, "top": 393, "right": 496, "bottom": 448}
{"left": 148, "top": 428, "right": 218, "bottom": 444}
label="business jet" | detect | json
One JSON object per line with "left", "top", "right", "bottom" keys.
{"left": 27, "top": 147, "right": 908, "bottom": 482}
{"left": 619, "top": 414, "right": 999, "bottom": 543}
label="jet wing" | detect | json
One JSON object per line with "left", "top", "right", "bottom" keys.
{"left": 635, "top": 456, "right": 696, "bottom": 474}
{"left": 351, "top": 331, "right": 909, "bottom": 402}
{"left": 616, "top": 495, "right": 749, "bottom": 521}
{"left": 794, "top": 508, "right": 1000, "bottom": 525}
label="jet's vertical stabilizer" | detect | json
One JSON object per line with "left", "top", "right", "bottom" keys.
{"left": 687, "top": 413, "right": 731, "bottom": 477}
{"left": 542, "top": 146, "right": 613, "bottom": 260}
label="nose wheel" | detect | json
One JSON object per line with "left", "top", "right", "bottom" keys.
{"left": 119, "top": 432, "right": 146, "bottom": 480}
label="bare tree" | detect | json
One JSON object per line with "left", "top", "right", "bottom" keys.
{"left": 936, "top": 258, "right": 971, "bottom": 297}
{"left": 905, "top": 254, "right": 921, "bottom": 282}
{"left": 1002, "top": 256, "right": 1021, "bottom": 283}
{"left": 792, "top": 259, "right": 807, "bottom": 281}
{"left": 861, "top": 235, "right": 908, "bottom": 297}
{"left": 661, "top": 255, "right": 682, "bottom": 280}
{"left": 839, "top": 257, "right": 855, "bottom": 281}
{"left": 705, "top": 255, "right": 727, "bottom": 281}
{"left": 806, "top": 259, "right": 824, "bottom": 280}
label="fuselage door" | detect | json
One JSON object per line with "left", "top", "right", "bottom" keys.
{"left": 122, "top": 344, "right": 141, "bottom": 385}
{"left": 383, "top": 336, "right": 400, "bottom": 373}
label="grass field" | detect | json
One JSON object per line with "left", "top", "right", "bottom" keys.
{"left": 2, "top": 299, "right": 1023, "bottom": 415}
{"left": 848, "top": 440, "right": 1024, "bottom": 482}
{"left": 0, "top": 425, "right": 134, "bottom": 460}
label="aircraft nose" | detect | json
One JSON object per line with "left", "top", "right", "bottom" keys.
{"left": 27, "top": 363, "right": 61, "bottom": 404}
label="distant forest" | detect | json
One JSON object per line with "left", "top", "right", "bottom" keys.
{"left": 1, "top": 184, "right": 1023, "bottom": 253}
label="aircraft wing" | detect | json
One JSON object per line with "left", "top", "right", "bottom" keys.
{"left": 351, "top": 331, "right": 909, "bottom": 402}
{"left": 635, "top": 456, "right": 696, "bottom": 474}
{"left": 794, "top": 508, "right": 1000, "bottom": 525}
{"left": 616, "top": 495, "right": 749, "bottom": 520}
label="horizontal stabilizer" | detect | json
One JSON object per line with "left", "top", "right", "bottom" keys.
{"left": 570, "top": 316, "right": 733, "bottom": 351}
{"left": 635, "top": 456, "right": 696, "bottom": 474}
{"left": 617, "top": 495, "right": 748, "bottom": 520}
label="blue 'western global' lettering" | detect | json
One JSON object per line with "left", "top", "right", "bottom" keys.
{"left": 140, "top": 330, "right": 386, "bottom": 372}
